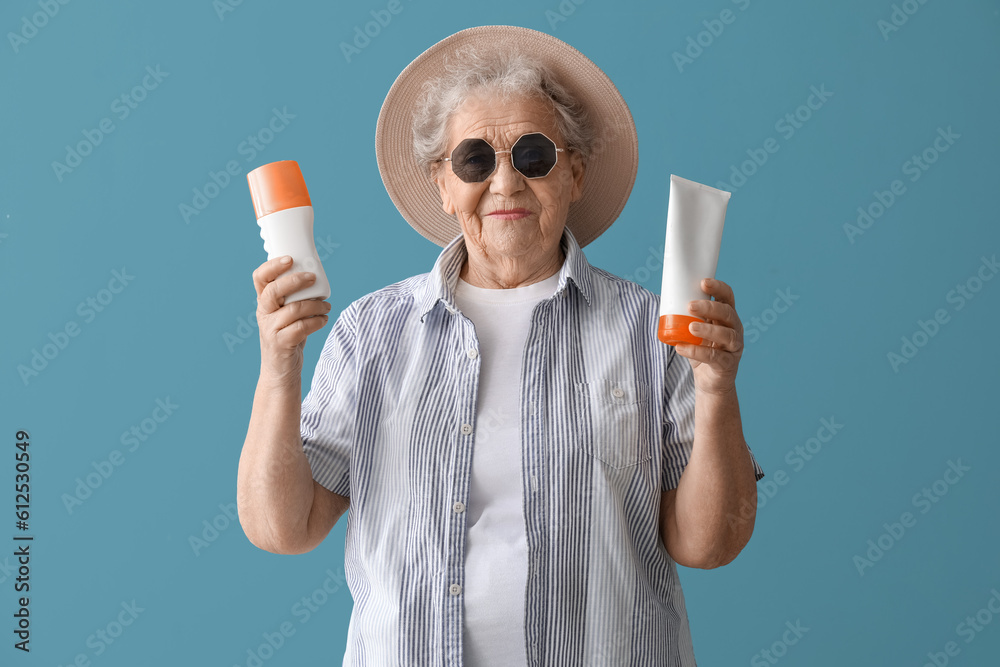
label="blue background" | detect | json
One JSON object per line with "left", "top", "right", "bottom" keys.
{"left": 2, "top": 0, "right": 999, "bottom": 665}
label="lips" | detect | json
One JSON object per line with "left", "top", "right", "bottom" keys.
{"left": 487, "top": 208, "right": 531, "bottom": 220}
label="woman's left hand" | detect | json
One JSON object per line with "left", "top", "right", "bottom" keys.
{"left": 673, "top": 278, "right": 744, "bottom": 395}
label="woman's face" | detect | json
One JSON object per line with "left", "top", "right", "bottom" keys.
{"left": 433, "top": 91, "right": 585, "bottom": 263}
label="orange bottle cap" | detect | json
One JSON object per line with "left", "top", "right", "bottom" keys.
{"left": 247, "top": 160, "right": 311, "bottom": 219}
{"left": 658, "top": 314, "right": 704, "bottom": 346}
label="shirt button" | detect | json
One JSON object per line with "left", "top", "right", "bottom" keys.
{"left": 449, "top": 583, "right": 462, "bottom": 596}
{"left": 460, "top": 423, "right": 473, "bottom": 435}
{"left": 612, "top": 387, "right": 625, "bottom": 399}
{"left": 453, "top": 501, "right": 466, "bottom": 513}
{"left": 466, "top": 348, "right": 478, "bottom": 359}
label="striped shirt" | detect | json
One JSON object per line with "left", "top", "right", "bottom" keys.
{"left": 300, "top": 226, "right": 765, "bottom": 666}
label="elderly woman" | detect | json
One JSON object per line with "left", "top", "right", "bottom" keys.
{"left": 238, "top": 25, "right": 763, "bottom": 667}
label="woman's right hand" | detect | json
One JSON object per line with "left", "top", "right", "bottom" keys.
{"left": 252, "top": 255, "right": 332, "bottom": 386}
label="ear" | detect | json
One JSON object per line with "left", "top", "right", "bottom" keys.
{"left": 568, "top": 151, "right": 586, "bottom": 203}
{"left": 432, "top": 165, "right": 455, "bottom": 216}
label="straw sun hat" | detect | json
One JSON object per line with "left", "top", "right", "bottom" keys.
{"left": 374, "top": 25, "right": 638, "bottom": 248}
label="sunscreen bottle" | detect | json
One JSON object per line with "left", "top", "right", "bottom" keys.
{"left": 247, "top": 160, "right": 330, "bottom": 304}
{"left": 657, "top": 174, "right": 731, "bottom": 346}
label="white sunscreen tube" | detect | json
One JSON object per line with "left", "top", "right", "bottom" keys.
{"left": 247, "top": 160, "right": 330, "bottom": 304}
{"left": 657, "top": 174, "right": 731, "bottom": 346}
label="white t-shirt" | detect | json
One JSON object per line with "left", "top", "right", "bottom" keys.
{"left": 453, "top": 271, "right": 561, "bottom": 666}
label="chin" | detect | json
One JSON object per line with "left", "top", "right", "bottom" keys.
{"left": 482, "top": 223, "right": 540, "bottom": 252}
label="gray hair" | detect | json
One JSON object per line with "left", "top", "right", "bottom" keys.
{"left": 411, "top": 44, "right": 594, "bottom": 180}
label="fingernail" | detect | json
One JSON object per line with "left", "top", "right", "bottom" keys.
{"left": 304, "top": 272, "right": 315, "bottom": 280}
{"left": 280, "top": 256, "right": 292, "bottom": 264}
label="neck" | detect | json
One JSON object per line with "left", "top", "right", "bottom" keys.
{"left": 460, "top": 241, "right": 565, "bottom": 289}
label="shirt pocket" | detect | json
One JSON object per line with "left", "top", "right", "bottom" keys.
{"left": 575, "top": 379, "right": 652, "bottom": 469}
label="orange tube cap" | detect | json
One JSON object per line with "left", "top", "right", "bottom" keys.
{"left": 658, "top": 314, "right": 704, "bottom": 346}
{"left": 247, "top": 160, "right": 311, "bottom": 219}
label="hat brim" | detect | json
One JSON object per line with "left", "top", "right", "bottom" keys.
{"left": 375, "top": 24, "right": 638, "bottom": 248}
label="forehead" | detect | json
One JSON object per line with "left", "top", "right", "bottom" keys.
{"left": 446, "top": 92, "right": 561, "bottom": 149}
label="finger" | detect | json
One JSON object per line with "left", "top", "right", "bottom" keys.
{"left": 274, "top": 309, "right": 329, "bottom": 347}
{"left": 688, "top": 299, "right": 739, "bottom": 331}
{"left": 252, "top": 256, "right": 294, "bottom": 297}
{"left": 268, "top": 298, "right": 331, "bottom": 332}
{"left": 675, "top": 340, "right": 732, "bottom": 367}
{"left": 689, "top": 321, "right": 741, "bottom": 353}
{"left": 702, "top": 278, "right": 735, "bottom": 308}
{"left": 259, "top": 272, "right": 318, "bottom": 314}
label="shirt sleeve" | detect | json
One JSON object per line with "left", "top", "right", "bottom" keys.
{"left": 300, "top": 301, "right": 359, "bottom": 497}
{"left": 661, "top": 345, "right": 765, "bottom": 492}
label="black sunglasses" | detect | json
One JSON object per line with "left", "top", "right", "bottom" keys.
{"left": 435, "top": 132, "right": 566, "bottom": 183}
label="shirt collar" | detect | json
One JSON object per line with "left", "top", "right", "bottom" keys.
{"left": 416, "top": 226, "right": 595, "bottom": 323}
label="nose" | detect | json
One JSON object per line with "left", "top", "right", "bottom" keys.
{"left": 488, "top": 152, "right": 525, "bottom": 197}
